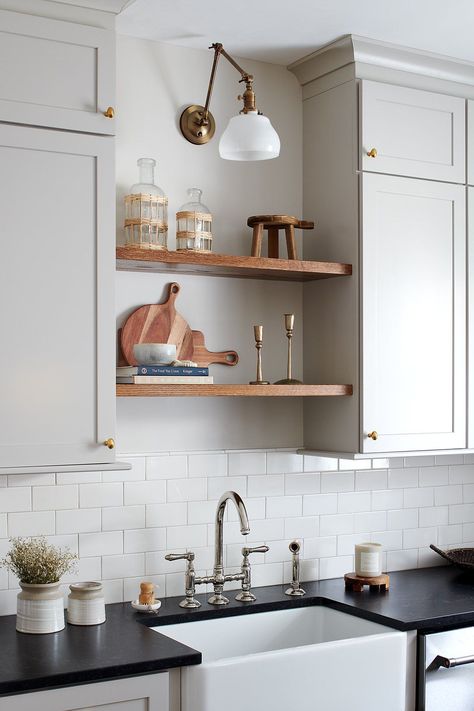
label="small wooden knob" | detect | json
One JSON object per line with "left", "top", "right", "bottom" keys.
{"left": 103, "top": 106, "right": 115, "bottom": 119}
{"left": 367, "top": 431, "right": 378, "bottom": 440}
{"left": 367, "top": 148, "right": 377, "bottom": 158}
{"left": 104, "top": 438, "right": 115, "bottom": 449}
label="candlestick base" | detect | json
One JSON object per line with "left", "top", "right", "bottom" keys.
{"left": 249, "top": 380, "right": 270, "bottom": 385}
{"left": 274, "top": 377, "right": 303, "bottom": 385}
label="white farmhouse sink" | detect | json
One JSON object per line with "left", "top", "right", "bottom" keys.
{"left": 155, "top": 606, "right": 407, "bottom": 711}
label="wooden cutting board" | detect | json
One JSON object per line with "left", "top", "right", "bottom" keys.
{"left": 120, "top": 282, "right": 238, "bottom": 367}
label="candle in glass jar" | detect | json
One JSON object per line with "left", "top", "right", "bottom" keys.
{"left": 355, "top": 542, "right": 382, "bottom": 577}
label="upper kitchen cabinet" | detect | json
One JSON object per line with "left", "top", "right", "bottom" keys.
{"left": 0, "top": 123, "right": 116, "bottom": 470}
{"left": 361, "top": 80, "right": 465, "bottom": 183}
{"left": 362, "top": 174, "right": 466, "bottom": 453}
{"left": 0, "top": 8, "right": 115, "bottom": 134}
{"left": 468, "top": 101, "right": 474, "bottom": 185}
{"left": 290, "top": 36, "right": 472, "bottom": 456}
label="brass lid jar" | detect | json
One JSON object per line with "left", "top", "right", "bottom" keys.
{"left": 176, "top": 188, "right": 212, "bottom": 253}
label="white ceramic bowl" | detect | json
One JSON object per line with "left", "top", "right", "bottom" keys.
{"left": 131, "top": 599, "right": 162, "bottom": 614}
{"left": 133, "top": 343, "right": 177, "bottom": 365}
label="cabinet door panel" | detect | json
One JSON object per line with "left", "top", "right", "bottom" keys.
{"left": 361, "top": 80, "right": 465, "bottom": 183}
{"left": 468, "top": 101, "right": 474, "bottom": 186}
{"left": 0, "top": 124, "right": 115, "bottom": 468}
{"left": 0, "top": 9, "right": 115, "bottom": 134}
{"left": 469, "top": 188, "right": 474, "bottom": 447}
{"left": 362, "top": 174, "right": 465, "bottom": 453}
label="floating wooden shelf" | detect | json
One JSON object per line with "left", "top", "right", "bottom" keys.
{"left": 116, "top": 247, "right": 352, "bottom": 282}
{"left": 116, "top": 384, "right": 353, "bottom": 397}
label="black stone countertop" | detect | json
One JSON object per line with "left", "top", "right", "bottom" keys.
{"left": 2, "top": 565, "right": 474, "bottom": 697}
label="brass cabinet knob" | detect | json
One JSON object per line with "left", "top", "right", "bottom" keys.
{"left": 367, "top": 431, "right": 378, "bottom": 441}
{"left": 104, "top": 438, "right": 115, "bottom": 449}
{"left": 367, "top": 148, "right": 377, "bottom": 158}
{"left": 103, "top": 107, "right": 115, "bottom": 119}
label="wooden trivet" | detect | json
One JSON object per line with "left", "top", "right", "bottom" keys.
{"left": 344, "top": 572, "right": 390, "bottom": 592}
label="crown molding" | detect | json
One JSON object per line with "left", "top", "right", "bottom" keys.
{"left": 289, "top": 34, "right": 474, "bottom": 89}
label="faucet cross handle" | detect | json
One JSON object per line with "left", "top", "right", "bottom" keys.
{"left": 235, "top": 544, "right": 269, "bottom": 602}
{"left": 165, "top": 551, "right": 201, "bottom": 608}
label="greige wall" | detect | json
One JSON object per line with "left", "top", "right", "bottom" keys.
{"left": 115, "top": 36, "right": 305, "bottom": 453}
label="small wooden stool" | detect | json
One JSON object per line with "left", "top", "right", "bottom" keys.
{"left": 344, "top": 572, "right": 390, "bottom": 593}
{"left": 247, "top": 215, "right": 314, "bottom": 260}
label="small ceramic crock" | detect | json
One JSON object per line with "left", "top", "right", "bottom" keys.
{"left": 16, "top": 581, "right": 65, "bottom": 634}
{"left": 67, "top": 581, "right": 106, "bottom": 626}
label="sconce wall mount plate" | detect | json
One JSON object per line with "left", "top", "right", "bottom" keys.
{"left": 180, "top": 104, "right": 216, "bottom": 145}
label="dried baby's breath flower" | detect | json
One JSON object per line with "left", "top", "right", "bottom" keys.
{"left": 1, "top": 537, "right": 77, "bottom": 584}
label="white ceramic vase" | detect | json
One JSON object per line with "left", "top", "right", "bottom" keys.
{"left": 67, "top": 581, "right": 106, "bottom": 626}
{"left": 16, "top": 581, "right": 65, "bottom": 634}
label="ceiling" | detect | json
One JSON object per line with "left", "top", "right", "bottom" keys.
{"left": 117, "top": 0, "right": 474, "bottom": 66}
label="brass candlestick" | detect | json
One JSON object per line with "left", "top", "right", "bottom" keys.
{"left": 249, "top": 325, "right": 269, "bottom": 385}
{"left": 275, "top": 313, "right": 302, "bottom": 385}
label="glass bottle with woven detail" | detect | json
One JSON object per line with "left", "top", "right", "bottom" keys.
{"left": 176, "top": 188, "right": 212, "bottom": 252}
{"left": 124, "top": 158, "right": 168, "bottom": 249}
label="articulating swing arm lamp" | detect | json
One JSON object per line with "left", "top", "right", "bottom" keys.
{"left": 179, "top": 42, "right": 280, "bottom": 161}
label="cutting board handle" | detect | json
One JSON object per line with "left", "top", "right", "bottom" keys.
{"left": 167, "top": 282, "right": 180, "bottom": 303}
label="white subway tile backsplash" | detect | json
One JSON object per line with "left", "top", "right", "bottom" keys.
{"left": 102, "top": 505, "right": 145, "bottom": 531}
{"left": 188, "top": 453, "right": 227, "bottom": 477}
{"left": 321, "top": 471, "right": 354, "bottom": 493}
{"left": 102, "top": 553, "right": 144, "bottom": 580}
{"left": 0, "top": 447, "right": 472, "bottom": 611}
{"left": 1, "top": 487, "right": 31, "bottom": 513}
{"left": 228, "top": 452, "right": 266, "bottom": 476}
{"left": 146, "top": 455, "right": 187, "bottom": 480}
{"left": 284, "top": 516, "right": 319, "bottom": 539}
{"left": 167, "top": 478, "right": 207, "bottom": 503}
{"left": 303, "top": 494, "right": 337, "bottom": 516}
{"left": 449, "top": 465, "right": 474, "bottom": 484}
{"left": 80, "top": 483, "right": 123, "bottom": 508}
{"left": 371, "top": 490, "right": 403, "bottom": 510}
{"left": 403, "top": 487, "right": 434, "bottom": 509}
{"left": 124, "top": 481, "right": 166, "bottom": 505}
{"left": 319, "top": 555, "right": 353, "bottom": 579}
{"left": 320, "top": 513, "right": 353, "bottom": 536}
{"left": 419, "top": 466, "right": 449, "bottom": 487}
{"left": 8, "top": 511, "right": 55, "bottom": 536}
{"left": 387, "top": 509, "right": 419, "bottom": 530}
{"left": 248, "top": 475, "right": 284, "bottom": 498}
{"left": 208, "top": 477, "right": 246, "bottom": 500}
{"left": 355, "top": 470, "right": 387, "bottom": 491}
{"left": 285, "top": 473, "right": 320, "bottom": 495}
{"left": 303, "top": 455, "right": 337, "bottom": 472}
{"left": 33, "top": 485, "right": 78, "bottom": 511}
{"left": 338, "top": 492, "right": 371, "bottom": 513}
{"left": 79, "top": 531, "right": 123, "bottom": 558}
{"left": 146, "top": 503, "right": 187, "bottom": 528}
{"left": 434, "top": 485, "right": 463, "bottom": 506}
{"left": 124, "top": 528, "right": 166, "bottom": 553}
{"left": 267, "top": 496, "right": 301, "bottom": 519}
{"left": 167, "top": 524, "right": 207, "bottom": 549}
{"left": 56, "top": 508, "right": 101, "bottom": 534}
{"left": 267, "top": 452, "right": 304, "bottom": 474}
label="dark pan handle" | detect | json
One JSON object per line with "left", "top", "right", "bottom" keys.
{"left": 430, "top": 544, "right": 452, "bottom": 563}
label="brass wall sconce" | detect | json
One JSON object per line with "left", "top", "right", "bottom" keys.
{"left": 180, "top": 42, "right": 280, "bottom": 161}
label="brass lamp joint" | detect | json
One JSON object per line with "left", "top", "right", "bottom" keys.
{"left": 238, "top": 76, "right": 257, "bottom": 114}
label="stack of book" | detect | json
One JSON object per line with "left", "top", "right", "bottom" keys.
{"left": 116, "top": 365, "right": 213, "bottom": 384}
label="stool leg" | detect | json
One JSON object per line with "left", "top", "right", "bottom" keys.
{"left": 251, "top": 223, "right": 264, "bottom": 257}
{"left": 268, "top": 227, "right": 279, "bottom": 258}
{"left": 285, "top": 225, "right": 297, "bottom": 260}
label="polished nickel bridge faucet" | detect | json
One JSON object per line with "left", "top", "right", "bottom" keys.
{"left": 166, "top": 491, "right": 269, "bottom": 607}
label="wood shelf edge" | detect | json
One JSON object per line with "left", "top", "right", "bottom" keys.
{"left": 116, "top": 384, "right": 353, "bottom": 397}
{"left": 116, "top": 247, "right": 352, "bottom": 281}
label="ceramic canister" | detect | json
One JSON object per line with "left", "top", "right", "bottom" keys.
{"left": 16, "top": 581, "right": 65, "bottom": 634}
{"left": 67, "top": 582, "right": 106, "bottom": 626}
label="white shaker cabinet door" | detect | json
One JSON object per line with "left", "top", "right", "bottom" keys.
{"left": 0, "top": 675, "right": 169, "bottom": 710}
{"left": 469, "top": 188, "right": 474, "bottom": 447}
{"left": 361, "top": 80, "right": 465, "bottom": 183}
{"left": 0, "top": 124, "right": 115, "bottom": 469}
{"left": 361, "top": 173, "right": 466, "bottom": 453}
{"left": 468, "top": 101, "right": 474, "bottom": 185}
{"left": 0, "top": 8, "right": 115, "bottom": 134}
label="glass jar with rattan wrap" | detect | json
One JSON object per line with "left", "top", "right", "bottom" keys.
{"left": 176, "top": 188, "right": 212, "bottom": 252}
{"left": 124, "top": 158, "right": 168, "bottom": 249}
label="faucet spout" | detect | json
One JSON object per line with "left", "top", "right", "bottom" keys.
{"left": 209, "top": 491, "right": 250, "bottom": 606}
